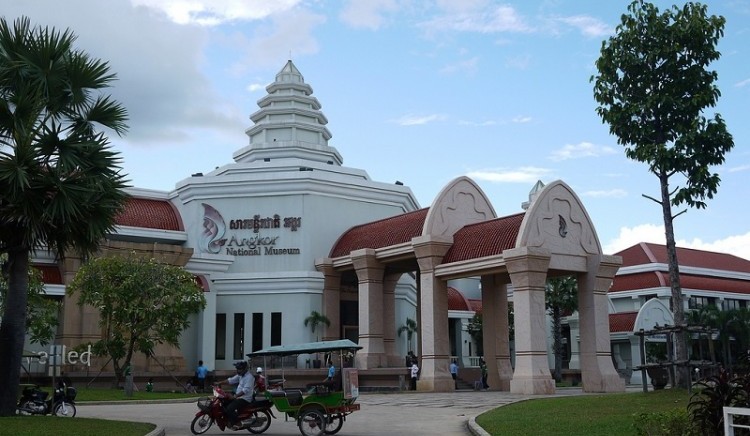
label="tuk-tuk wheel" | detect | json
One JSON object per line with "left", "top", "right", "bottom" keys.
{"left": 324, "top": 413, "right": 344, "bottom": 435}
{"left": 298, "top": 409, "right": 325, "bottom": 436}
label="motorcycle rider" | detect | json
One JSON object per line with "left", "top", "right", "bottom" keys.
{"left": 224, "top": 361, "right": 253, "bottom": 430}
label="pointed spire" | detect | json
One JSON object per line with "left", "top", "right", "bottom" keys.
{"left": 275, "top": 60, "right": 304, "bottom": 84}
{"left": 521, "top": 180, "right": 545, "bottom": 210}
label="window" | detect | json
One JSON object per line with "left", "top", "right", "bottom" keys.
{"left": 233, "top": 313, "right": 245, "bottom": 359}
{"left": 689, "top": 296, "right": 715, "bottom": 310}
{"left": 252, "top": 313, "right": 263, "bottom": 352}
{"left": 271, "top": 312, "right": 282, "bottom": 346}
{"left": 215, "top": 314, "right": 226, "bottom": 360}
{"left": 723, "top": 299, "right": 745, "bottom": 311}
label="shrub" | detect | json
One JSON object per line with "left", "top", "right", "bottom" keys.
{"left": 688, "top": 369, "right": 750, "bottom": 435}
{"left": 633, "top": 409, "right": 699, "bottom": 436}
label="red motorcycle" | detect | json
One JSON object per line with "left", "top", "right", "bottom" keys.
{"left": 191, "top": 385, "right": 276, "bottom": 434}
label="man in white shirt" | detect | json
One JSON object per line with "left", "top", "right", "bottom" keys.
{"left": 225, "top": 361, "right": 253, "bottom": 429}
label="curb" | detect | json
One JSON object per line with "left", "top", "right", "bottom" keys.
{"left": 77, "top": 397, "right": 200, "bottom": 406}
{"left": 144, "top": 426, "right": 166, "bottom": 436}
{"left": 467, "top": 416, "right": 491, "bottom": 436}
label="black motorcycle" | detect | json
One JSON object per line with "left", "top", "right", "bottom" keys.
{"left": 17, "top": 382, "right": 77, "bottom": 417}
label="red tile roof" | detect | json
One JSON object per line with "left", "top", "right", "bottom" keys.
{"left": 443, "top": 213, "right": 524, "bottom": 263}
{"left": 329, "top": 209, "right": 428, "bottom": 257}
{"left": 609, "top": 312, "right": 637, "bottom": 333}
{"left": 616, "top": 242, "right": 750, "bottom": 273}
{"left": 447, "top": 286, "right": 472, "bottom": 311}
{"left": 468, "top": 299, "right": 482, "bottom": 312}
{"left": 611, "top": 271, "right": 750, "bottom": 295}
{"left": 115, "top": 197, "right": 183, "bottom": 231}
{"left": 33, "top": 264, "right": 63, "bottom": 285}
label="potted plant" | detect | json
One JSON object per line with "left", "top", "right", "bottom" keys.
{"left": 304, "top": 310, "right": 330, "bottom": 368}
{"left": 645, "top": 341, "right": 669, "bottom": 390}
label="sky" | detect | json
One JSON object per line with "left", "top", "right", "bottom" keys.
{"left": 3, "top": 0, "right": 750, "bottom": 260}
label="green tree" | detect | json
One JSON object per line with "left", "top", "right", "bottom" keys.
{"left": 397, "top": 317, "right": 418, "bottom": 353}
{"left": 0, "top": 255, "right": 60, "bottom": 345}
{"left": 67, "top": 255, "right": 205, "bottom": 387}
{"left": 304, "top": 310, "right": 330, "bottom": 342}
{"left": 0, "top": 17, "right": 128, "bottom": 415}
{"left": 546, "top": 277, "right": 578, "bottom": 383}
{"left": 592, "top": 0, "right": 734, "bottom": 388}
{"left": 467, "top": 312, "right": 483, "bottom": 356}
{"left": 688, "top": 305, "right": 750, "bottom": 374}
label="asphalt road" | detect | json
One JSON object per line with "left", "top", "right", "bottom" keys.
{"left": 77, "top": 390, "right": 538, "bottom": 436}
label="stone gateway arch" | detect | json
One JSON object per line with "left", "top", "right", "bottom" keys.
{"left": 316, "top": 176, "right": 625, "bottom": 395}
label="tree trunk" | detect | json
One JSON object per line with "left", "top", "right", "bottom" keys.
{"left": 552, "top": 307, "right": 563, "bottom": 383}
{"left": 660, "top": 171, "right": 689, "bottom": 388}
{"left": 0, "top": 247, "right": 30, "bottom": 416}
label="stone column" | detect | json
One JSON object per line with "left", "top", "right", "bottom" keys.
{"left": 351, "top": 249, "right": 386, "bottom": 369}
{"left": 481, "top": 275, "right": 512, "bottom": 391}
{"left": 199, "top": 284, "right": 217, "bottom": 368}
{"left": 577, "top": 254, "right": 625, "bottom": 393}
{"left": 567, "top": 314, "right": 581, "bottom": 370}
{"left": 383, "top": 273, "right": 402, "bottom": 366}
{"left": 504, "top": 247, "right": 555, "bottom": 395}
{"left": 316, "top": 259, "right": 342, "bottom": 341}
{"left": 413, "top": 235, "right": 453, "bottom": 391}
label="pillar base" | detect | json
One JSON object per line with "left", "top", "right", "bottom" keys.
{"left": 355, "top": 352, "right": 387, "bottom": 370}
{"left": 417, "top": 375, "right": 455, "bottom": 392}
{"left": 582, "top": 372, "right": 626, "bottom": 393}
{"left": 510, "top": 376, "right": 555, "bottom": 395}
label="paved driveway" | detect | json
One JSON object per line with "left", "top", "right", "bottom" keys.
{"left": 77, "top": 390, "right": 543, "bottom": 436}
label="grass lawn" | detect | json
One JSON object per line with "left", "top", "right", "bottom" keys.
{"left": 0, "top": 416, "right": 155, "bottom": 436}
{"left": 476, "top": 388, "right": 691, "bottom": 435}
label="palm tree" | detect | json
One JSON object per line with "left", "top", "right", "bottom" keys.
{"left": 688, "top": 305, "right": 750, "bottom": 374}
{"left": 0, "top": 17, "right": 128, "bottom": 416}
{"left": 304, "top": 310, "right": 330, "bottom": 342}
{"left": 546, "top": 276, "right": 578, "bottom": 383}
{"left": 398, "top": 317, "right": 418, "bottom": 353}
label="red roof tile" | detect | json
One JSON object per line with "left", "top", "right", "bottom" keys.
{"left": 33, "top": 264, "right": 63, "bottom": 285}
{"left": 468, "top": 299, "right": 482, "bottom": 312}
{"left": 610, "top": 312, "right": 637, "bottom": 333}
{"left": 329, "top": 209, "right": 428, "bottom": 257}
{"left": 447, "top": 287, "right": 471, "bottom": 311}
{"left": 116, "top": 197, "right": 183, "bottom": 231}
{"left": 616, "top": 242, "right": 750, "bottom": 273}
{"left": 443, "top": 213, "right": 524, "bottom": 263}
{"left": 611, "top": 271, "right": 750, "bottom": 295}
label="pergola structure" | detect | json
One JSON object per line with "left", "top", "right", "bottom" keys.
{"left": 315, "top": 177, "right": 625, "bottom": 394}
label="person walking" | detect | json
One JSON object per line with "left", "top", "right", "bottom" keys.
{"left": 195, "top": 360, "right": 209, "bottom": 393}
{"left": 480, "top": 358, "right": 489, "bottom": 390}
{"left": 410, "top": 360, "right": 419, "bottom": 391}
{"left": 449, "top": 360, "right": 458, "bottom": 389}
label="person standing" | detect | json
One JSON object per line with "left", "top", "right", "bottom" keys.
{"left": 480, "top": 358, "right": 489, "bottom": 390}
{"left": 225, "top": 361, "right": 253, "bottom": 430}
{"left": 449, "top": 360, "right": 458, "bottom": 389}
{"left": 195, "top": 360, "right": 209, "bottom": 393}
{"left": 410, "top": 360, "right": 419, "bottom": 391}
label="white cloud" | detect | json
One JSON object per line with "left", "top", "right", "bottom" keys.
{"left": 393, "top": 114, "right": 447, "bottom": 126}
{"left": 246, "top": 83, "right": 266, "bottom": 92}
{"left": 580, "top": 189, "right": 627, "bottom": 198}
{"left": 729, "top": 164, "right": 750, "bottom": 173}
{"left": 467, "top": 167, "right": 552, "bottom": 183}
{"left": 339, "top": 0, "right": 398, "bottom": 30}
{"left": 554, "top": 15, "right": 612, "bottom": 38}
{"left": 512, "top": 116, "right": 532, "bottom": 123}
{"left": 550, "top": 142, "right": 617, "bottom": 161}
{"left": 129, "top": 0, "right": 301, "bottom": 26}
{"left": 420, "top": 4, "right": 533, "bottom": 34}
{"left": 458, "top": 120, "right": 497, "bottom": 127}
{"left": 735, "top": 78, "right": 750, "bottom": 88}
{"left": 604, "top": 225, "right": 750, "bottom": 261}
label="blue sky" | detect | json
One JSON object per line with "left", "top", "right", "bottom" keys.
{"left": 5, "top": 0, "right": 750, "bottom": 259}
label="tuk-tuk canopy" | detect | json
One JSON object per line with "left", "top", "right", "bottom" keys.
{"left": 248, "top": 339, "right": 361, "bottom": 357}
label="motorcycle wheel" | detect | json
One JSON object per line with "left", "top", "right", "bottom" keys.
{"left": 53, "top": 402, "right": 77, "bottom": 418}
{"left": 298, "top": 409, "right": 325, "bottom": 436}
{"left": 324, "top": 413, "right": 344, "bottom": 435}
{"left": 191, "top": 413, "right": 214, "bottom": 435}
{"left": 247, "top": 409, "right": 272, "bottom": 434}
